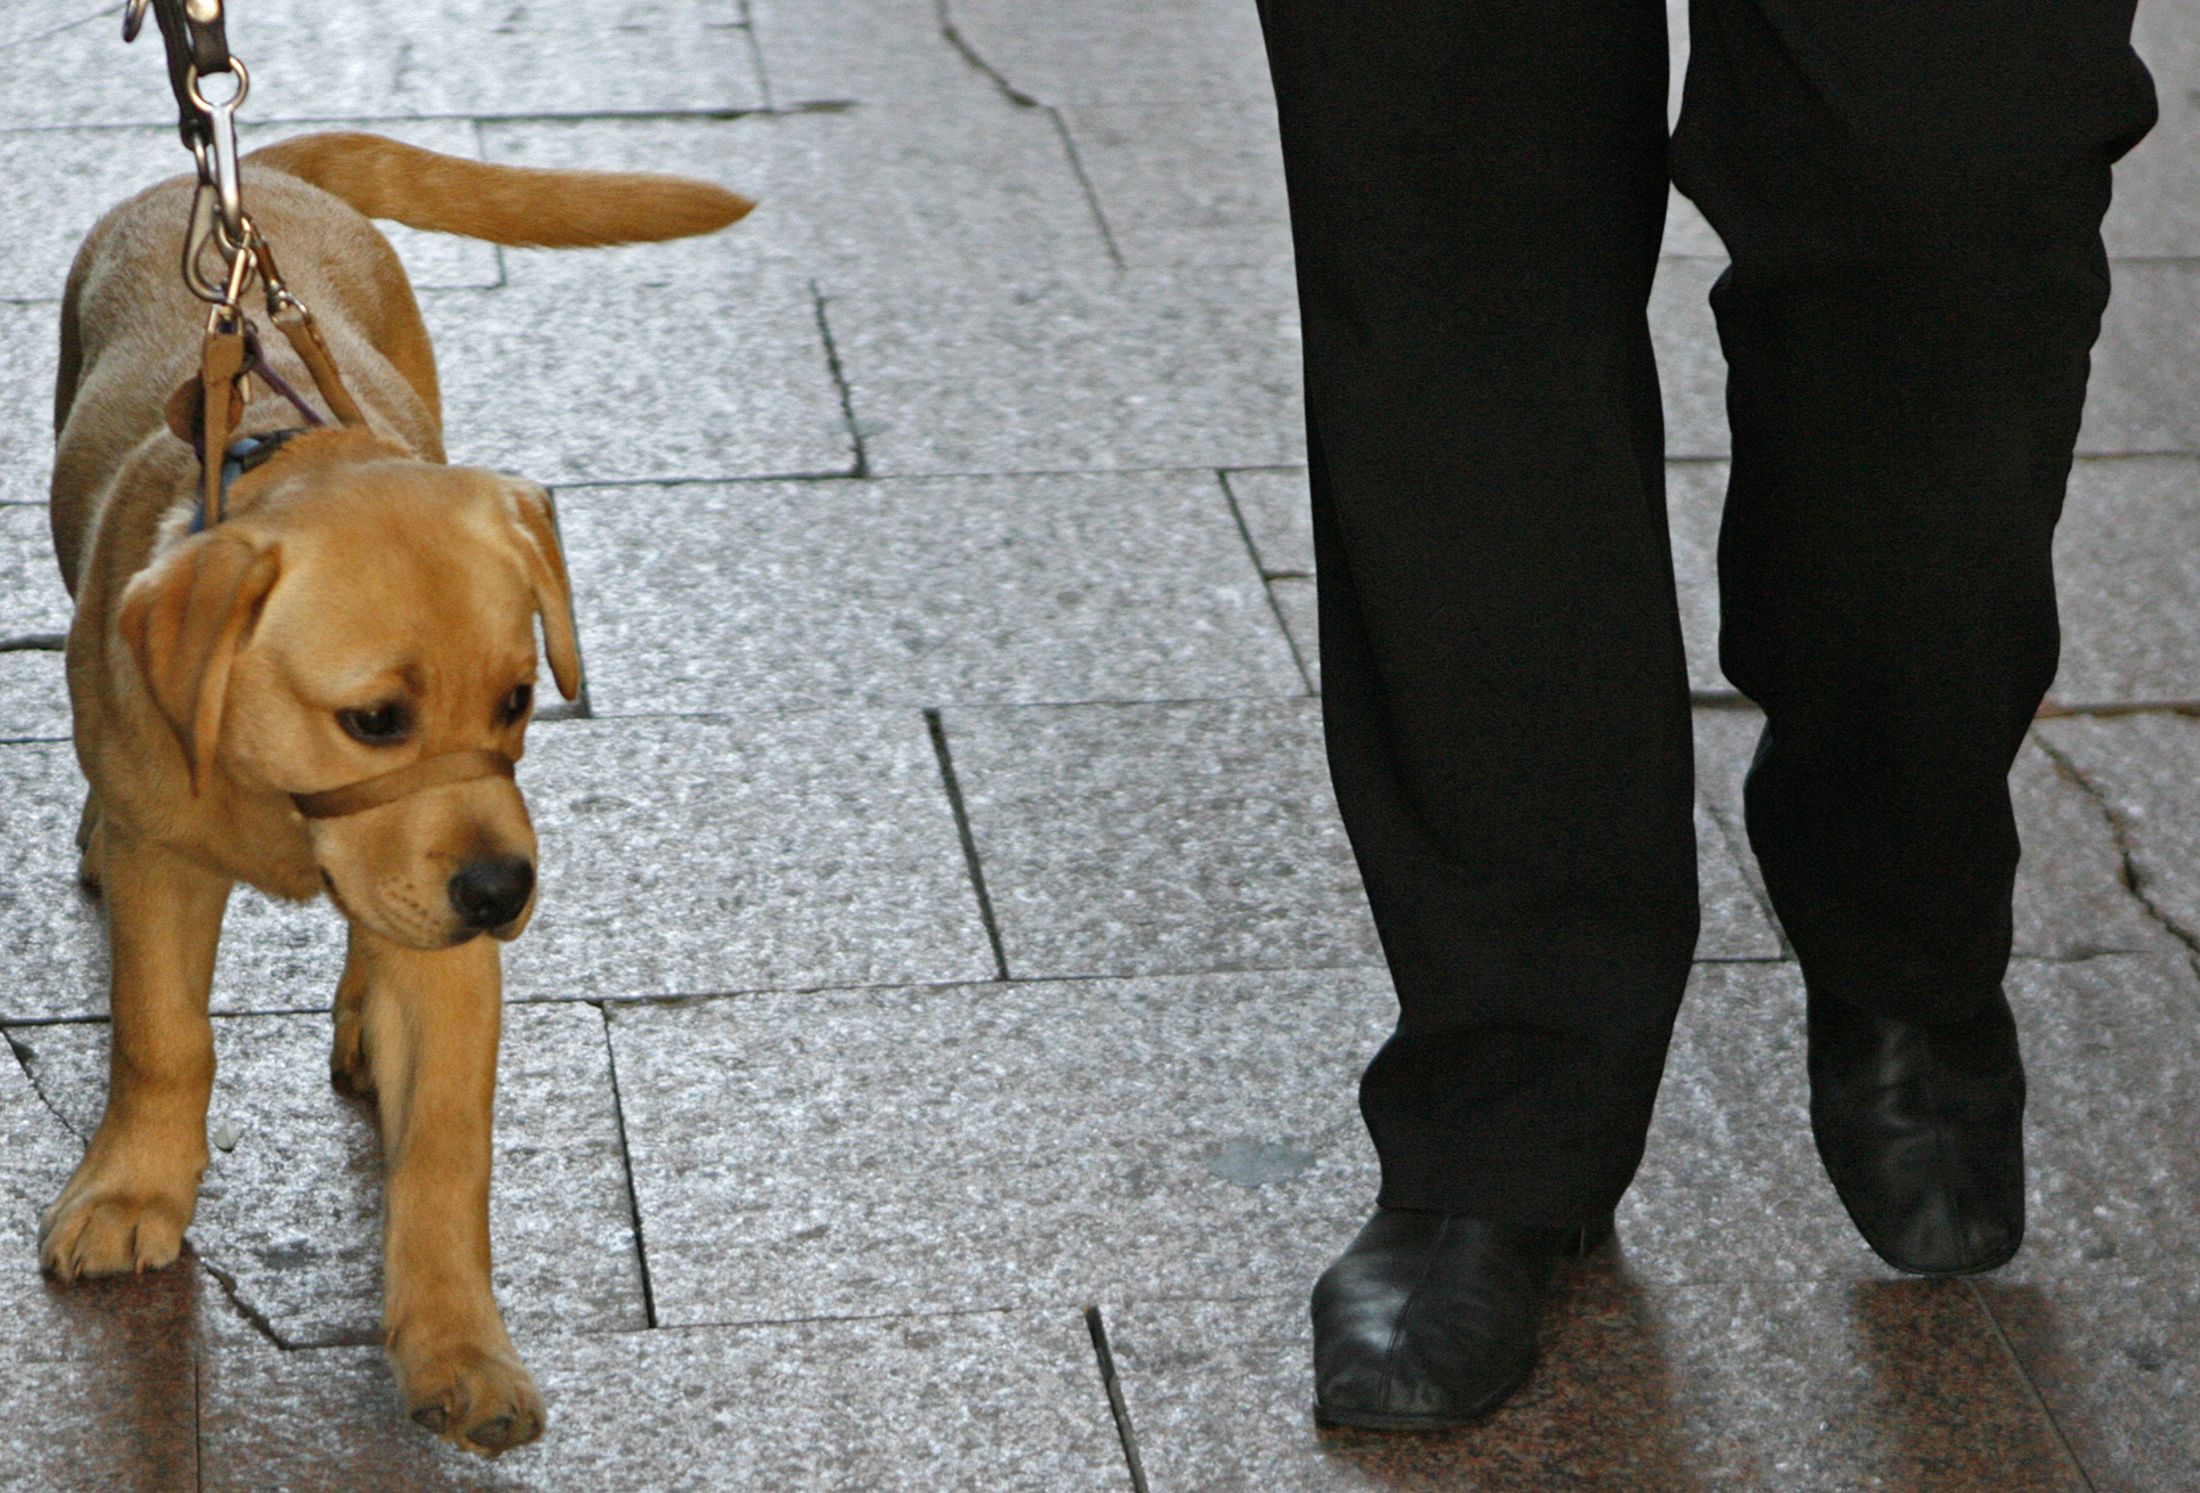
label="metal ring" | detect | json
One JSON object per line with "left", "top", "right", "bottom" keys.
{"left": 183, "top": 57, "right": 249, "bottom": 114}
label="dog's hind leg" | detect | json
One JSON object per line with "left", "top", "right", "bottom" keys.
{"left": 40, "top": 830, "right": 230, "bottom": 1280}
{"left": 355, "top": 927, "right": 544, "bottom": 1456}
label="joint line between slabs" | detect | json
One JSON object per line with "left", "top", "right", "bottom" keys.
{"left": 810, "top": 281, "right": 869, "bottom": 479}
{"left": 595, "top": 1002, "right": 662, "bottom": 1330}
{"left": 925, "top": 709, "right": 1011, "bottom": 982}
{"left": 1963, "top": 1280, "right": 2100, "bottom": 1493}
{"left": 1085, "top": 1305, "right": 1151, "bottom": 1493}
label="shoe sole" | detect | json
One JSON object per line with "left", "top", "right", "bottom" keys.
{"left": 1310, "top": 1355, "right": 1535, "bottom": 1432}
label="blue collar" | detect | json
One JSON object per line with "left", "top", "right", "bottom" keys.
{"left": 189, "top": 428, "right": 309, "bottom": 534}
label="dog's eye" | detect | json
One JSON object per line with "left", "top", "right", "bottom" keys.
{"left": 500, "top": 684, "right": 533, "bottom": 726}
{"left": 338, "top": 702, "right": 412, "bottom": 746}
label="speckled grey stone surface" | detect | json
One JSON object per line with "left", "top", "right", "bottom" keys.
{"left": 1, "top": 499, "right": 70, "bottom": 640}
{"left": 480, "top": 103, "right": 1117, "bottom": 294}
{"left": 1109, "top": 1276, "right": 2085, "bottom": 1491}
{"left": 829, "top": 265, "right": 1307, "bottom": 476}
{"left": 1652, "top": 256, "right": 1731, "bottom": 460}
{"left": 15, "top": 1003, "right": 647, "bottom": 1347}
{"left": 1667, "top": 459, "right": 1730, "bottom": 693}
{"left": 607, "top": 968, "right": 1391, "bottom": 1323}
{"left": 557, "top": 472, "right": 1300, "bottom": 715}
{"left": 748, "top": 0, "right": 978, "bottom": 107}
{"left": 0, "top": 303, "right": 54, "bottom": 506}
{"left": 1693, "top": 792, "right": 1782, "bottom": 960}
{"left": 27, "top": 0, "right": 766, "bottom": 127}
{"left": 424, "top": 267, "right": 852, "bottom": 486}
{"left": 2004, "top": 955, "right": 2200, "bottom": 1281}
{"left": 942, "top": 699, "right": 1379, "bottom": 978}
{"left": 0, "top": 1355, "right": 199, "bottom": 1493}
{"left": 0, "top": 650, "right": 71, "bottom": 742}
{"left": 2051, "top": 457, "right": 2200, "bottom": 706}
{"left": 1979, "top": 1272, "right": 2200, "bottom": 1492}
{"left": 1267, "top": 576, "right": 1319, "bottom": 693}
{"left": 1060, "top": 100, "right": 1296, "bottom": 271}
{"left": 500, "top": 715, "right": 995, "bottom": 1000}
{"left": 2, "top": 120, "right": 500, "bottom": 307}
{"left": 0, "top": 741, "right": 105, "bottom": 1020}
{"left": 1223, "top": 467, "right": 1313, "bottom": 578}
{"left": 2035, "top": 712, "right": 2200, "bottom": 949}
{"left": 2082, "top": 262, "right": 2200, "bottom": 455}
{"left": 2104, "top": 8, "right": 2200, "bottom": 259}
{"left": 198, "top": 1308, "right": 1125, "bottom": 1492}
{"left": 947, "top": 0, "right": 1278, "bottom": 107}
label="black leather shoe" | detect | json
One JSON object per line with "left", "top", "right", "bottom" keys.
{"left": 1310, "top": 1208, "right": 1613, "bottom": 1430}
{"left": 1808, "top": 984, "right": 2027, "bottom": 1276}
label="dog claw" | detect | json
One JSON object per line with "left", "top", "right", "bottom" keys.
{"left": 412, "top": 1405, "right": 448, "bottom": 1434}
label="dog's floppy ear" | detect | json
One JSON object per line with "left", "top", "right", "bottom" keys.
{"left": 503, "top": 480, "right": 582, "bottom": 701}
{"left": 117, "top": 530, "right": 283, "bottom": 795}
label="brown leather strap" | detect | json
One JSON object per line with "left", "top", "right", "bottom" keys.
{"left": 198, "top": 322, "right": 250, "bottom": 526}
{"left": 271, "top": 302, "right": 368, "bottom": 429}
{"left": 293, "top": 749, "right": 515, "bottom": 820}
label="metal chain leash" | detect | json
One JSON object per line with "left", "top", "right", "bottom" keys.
{"left": 122, "top": 0, "right": 367, "bottom": 526}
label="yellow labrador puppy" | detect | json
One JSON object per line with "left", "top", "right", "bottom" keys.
{"left": 44, "top": 133, "right": 747, "bottom": 1455}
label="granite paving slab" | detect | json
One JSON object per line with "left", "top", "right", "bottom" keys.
{"left": 828, "top": 265, "right": 1306, "bottom": 476}
{"left": 940, "top": 699, "right": 1379, "bottom": 979}
{"left": 2001, "top": 955, "right": 2200, "bottom": 1282}
{"left": 607, "top": 968, "right": 1390, "bottom": 1323}
{"left": 556, "top": 471, "right": 1301, "bottom": 716}
{"left": 28, "top": 0, "right": 766, "bottom": 127}
{"left": 0, "top": 504, "right": 71, "bottom": 640}
{"left": 1978, "top": 1273, "right": 2200, "bottom": 1493}
{"left": 1222, "top": 467, "right": 1313, "bottom": 578}
{"left": 1651, "top": 255, "right": 1730, "bottom": 460}
{"left": 480, "top": 103, "right": 1117, "bottom": 294}
{"left": 2035, "top": 712, "right": 2200, "bottom": 950}
{"left": 422, "top": 266, "right": 852, "bottom": 486}
{"left": 0, "top": 651, "right": 71, "bottom": 743}
{"left": 1, "top": 119, "right": 500, "bottom": 307}
{"left": 1267, "top": 575, "right": 1318, "bottom": 693}
{"left": 198, "top": 1309, "right": 1126, "bottom": 1492}
{"left": 945, "top": 0, "right": 1279, "bottom": 107}
{"left": 0, "top": 301, "right": 55, "bottom": 506}
{"left": 0, "top": 1355, "right": 198, "bottom": 1493}
{"left": 500, "top": 714, "right": 996, "bottom": 1000}
{"left": 1058, "top": 100, "right": 1296, "bottom": 272}
{"left": 748, "top": 0, "right": 982, "bottom": 108}
{"left": 2083, "top": 261, "right": 2200, "bottom": 456}
{"left": 1108, "top": 1276, "right": 2085, "bottom": 1491}
{"left": 14, "top": 1003, "right": 647, "bottom": 1347}
{"left": 2051, "top": 456, "right": 2200, "bottom": 707}
{"left": 1667, "top": 459, "right": 1730, "bottom": 694}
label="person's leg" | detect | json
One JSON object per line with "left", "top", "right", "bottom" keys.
{"left": 1672, "top": 0, "right": 2157, "bottom": 1270}
{"left": 1260, "top": 0, "right": 1695, "bottom": 1234}
{"left": 1254, "top": 0, "right": 1691, "bottom": 1428}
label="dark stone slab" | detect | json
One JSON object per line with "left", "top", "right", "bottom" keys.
{"left": 941, "top": 699, "right": 1379, "bottom": 979}
{"left": 1979, "top": 1273, "right": 2200, "bottom": 1493}
{"left": 554, "top": 472, "right": 1301, "bottom": 716}
{"left": 1108, "top": 1274, "right": 2085, "bottom": 1491}
{"left": 606, "top": 969, "right": 1392, "bottom": 1324}
{"left": 15, "top": 1004, "right": 647, "bottom": 1347}
{"left": 199, "top": 1309, "right": 1127, "bottom": 1491}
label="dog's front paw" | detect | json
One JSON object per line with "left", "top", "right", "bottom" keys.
{"left": 39, "top": 1169, "right": 195, "bottom": 1281}
{"left": 329, "top": 1012, "right": 375, "bottom": 1097}
{"left": 392, "top": 1334, "right": 546, "bottom": 1457}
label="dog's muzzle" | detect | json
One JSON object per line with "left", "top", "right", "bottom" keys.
{"left": 293, "top": 748, "right": 517, "bottom": 820}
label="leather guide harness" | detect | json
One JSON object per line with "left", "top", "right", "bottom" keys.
{"left": 128, "top": 0, "right": 517, "bottom": 818}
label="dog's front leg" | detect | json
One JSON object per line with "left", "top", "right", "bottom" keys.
{"left": 354, "top": 927, "right": 544, "bottom": 1456}
{"left": 41, "top": 830, "right": 230, "bottom": 1279}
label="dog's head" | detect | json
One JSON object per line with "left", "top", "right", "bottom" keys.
{"left": 118, "top": 433, "right": 581, "bottom": 949}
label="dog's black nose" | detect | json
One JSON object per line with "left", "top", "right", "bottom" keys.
{"left": 449, "top": 855, "right": 534, "bottom": 930}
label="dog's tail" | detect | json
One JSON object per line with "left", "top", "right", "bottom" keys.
{"left": 245, "top": 131, "right": 752, "bottom": 247}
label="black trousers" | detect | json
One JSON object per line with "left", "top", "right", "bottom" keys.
{"left": 1254, "top": 1, "right": 2158, "bottom": 1225}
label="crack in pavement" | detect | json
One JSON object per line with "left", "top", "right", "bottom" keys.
{"left": 2035, "top": 732, "right": 2200, "bottom": 961}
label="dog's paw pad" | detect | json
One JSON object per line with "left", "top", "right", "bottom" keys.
{"left": 401, "top": 1345, "right": 546, "bottom": 1457}
{"left": 39, "top": 1192, "right": 188, "bottom": 1281}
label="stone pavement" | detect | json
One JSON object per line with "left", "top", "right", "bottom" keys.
{"left": 0, "top": 1, "right": 2196, "bottom": 1488}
